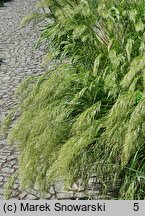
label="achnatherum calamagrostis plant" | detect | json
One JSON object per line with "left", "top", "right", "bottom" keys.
{"left": 5, "top": 0, "right": 145, "bottom": 199}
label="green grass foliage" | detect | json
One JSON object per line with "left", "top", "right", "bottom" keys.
{"left": 0, "top": 0, "right": 13, "bottom": 6}
{"left": 6, "top": 0, "right": 145, "bottom": 199}
{"left": 0, "top": 0, "right": 4, "bottom": 6}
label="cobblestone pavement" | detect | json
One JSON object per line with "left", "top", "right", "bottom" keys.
{"left": 0, "top": 0, "right": 46, "bottom": 199}
{"left": 0, "top": 0, "right": 104, "bottom": 200}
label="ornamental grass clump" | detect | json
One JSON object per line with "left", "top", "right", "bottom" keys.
{"left": 5, "top": 0, "right": 145, "bottom": 199}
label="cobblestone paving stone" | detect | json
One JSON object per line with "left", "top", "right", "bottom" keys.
{"left": 0, "top": 0, "right": 104, "bottom": 200}
{"left": 0, "top": 0, "right": 47, "bottom": 199}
